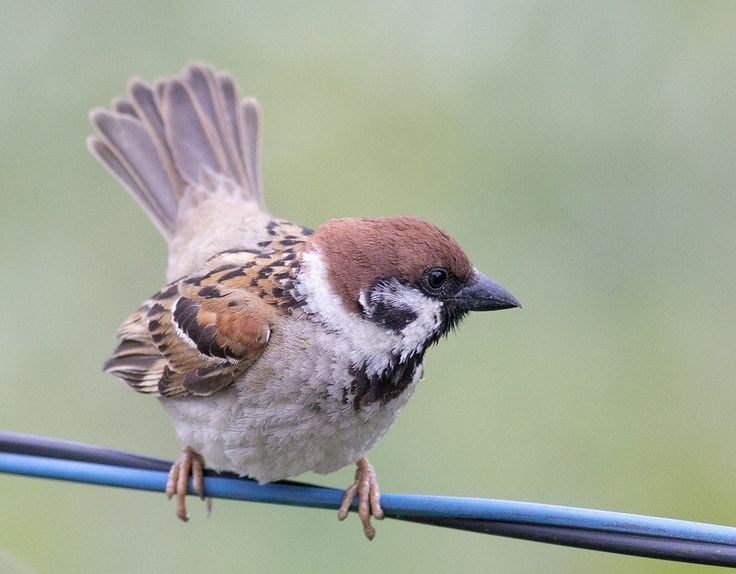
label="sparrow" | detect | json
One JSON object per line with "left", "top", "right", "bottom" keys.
{"left": 88, "top": 63, "right": 520, "bottom": 540}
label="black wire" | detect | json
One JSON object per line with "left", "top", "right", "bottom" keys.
{"left": 0, "top": 431, "right": 171, "bottom": 472}
{"left": 401, "top": 516, "right": 736, "bottom": 568}
{"left": 0, "top": 431, "right": 319, "bottom": 486}
{"left": 2, "top": 430, "right": 736, "bottom": 568}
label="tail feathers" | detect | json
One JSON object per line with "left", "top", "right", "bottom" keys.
{"left": 88, "top": 63, "right": 264, "bottom": 241}
{"left": 241, "top": 97, "right": 263, "bottom": 199}
{"left": 88, "top": 109, "right": 179, "bottom": 238}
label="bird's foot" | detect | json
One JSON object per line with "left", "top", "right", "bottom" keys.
{"left": 337, "top": 457, "right": 384, "bottom": 540}
{"left": 165, "top": 446, "right": 210, "bottom": 521}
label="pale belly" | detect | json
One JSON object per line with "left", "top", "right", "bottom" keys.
{"left": 160, "top": 322, "right": 423, "bottom": 483}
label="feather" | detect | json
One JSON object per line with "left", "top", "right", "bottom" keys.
{"left": 90, "top": 110, "right": 179, "bottom": 235}
{"left": 88, "top": 64, "right": 266, "bottom": 242}
{"left": 218, "top": 74, "right": 250, "bottom": 191}
{"left": 127, "top": 79, "right": 184, "bottom": 197}
{"left": 87, "top": 136, "right": 174, "bottom": 238}
{"left": 241, "top": 97, "right": 263, "bottom": 201}
{"left": 112, "top": 97, "right": 137, "bottom": 117}
{"left": 162, "top": 79, "right": 226, "bottom": 186}
{"left": 185, "top": 66, "right": 242, "bottom": 185}
{"left": 103, "top": 229, "right": 307, "bottom": 398}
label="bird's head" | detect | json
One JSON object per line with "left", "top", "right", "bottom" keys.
{"left": 298, "top": 216, "right": 519, "bottom": 357}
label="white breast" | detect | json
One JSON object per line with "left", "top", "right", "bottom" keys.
{"left": 161, "top": 317, "right": 422, "bottom": 482}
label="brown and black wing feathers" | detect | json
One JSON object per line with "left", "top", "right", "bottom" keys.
{"left": 104, "top": 233, "right": 304, "bottom": 397}
{"left": 148, "top": 286, "right": 273, "bottom": 397}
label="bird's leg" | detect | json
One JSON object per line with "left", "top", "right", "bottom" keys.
{"left": 337, "top": 456, "right": 384, "bottom": 540}
{"left": 165, "top": 446, "right": 208, "bottom": 521}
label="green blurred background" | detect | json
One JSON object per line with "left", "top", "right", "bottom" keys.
{"left": 2, "top": 2, "right": 736, "bottom": 572}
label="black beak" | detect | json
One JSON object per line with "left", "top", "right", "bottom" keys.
{"left": 452, "top": 270, "right": 521, "bottom": 312}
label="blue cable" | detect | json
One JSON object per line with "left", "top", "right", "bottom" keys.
{"left": 1, "top": 432, "right": 736, "bottom": 567}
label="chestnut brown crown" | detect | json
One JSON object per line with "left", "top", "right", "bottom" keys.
{"left": 309, "top": 216, "right": 474, "bottom": 312}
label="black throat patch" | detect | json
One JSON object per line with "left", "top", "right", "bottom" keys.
{"left": 349, "top": 351, "right": 425, "bottom": 410}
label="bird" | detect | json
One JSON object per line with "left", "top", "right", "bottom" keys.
{"left": 88, "top": 63, "right": 520, "bottom": 540}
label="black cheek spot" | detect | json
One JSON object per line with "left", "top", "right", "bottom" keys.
{"left": 370, "top": 300, "right": 418, "bottom": 331}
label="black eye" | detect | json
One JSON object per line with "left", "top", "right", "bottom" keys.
{"left": 425, "top": 268, "right": 448, "bottom": 291}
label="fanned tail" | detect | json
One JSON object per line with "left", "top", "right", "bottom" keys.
{"left": 88, "top": 63, "right": 264, "bottom": 241}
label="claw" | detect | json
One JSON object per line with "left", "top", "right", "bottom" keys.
{"left": 165, "top": 446, "right": 209, "bottom": 521}
{"left": 337, "top": 457, "right": 384, "bottom": 540}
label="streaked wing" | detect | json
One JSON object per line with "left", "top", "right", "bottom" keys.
{"left": 104, "top": 225, "right": 307, "bottom": 397}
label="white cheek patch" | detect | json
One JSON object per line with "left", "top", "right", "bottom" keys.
{"left": 296, "top": 250, "right": 397, "bottom": 374}
{"left": 368, "top": 281, "right": 444, "bottom": 361}
{"left": 398, "top": 293, "right": 443, "bottom": 359}
{"left": 296, "top": 251, "right": 443, "bottom": 370}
